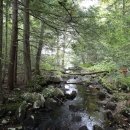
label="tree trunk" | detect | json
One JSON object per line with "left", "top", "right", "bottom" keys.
{"left": 23, "top": 0, "right": 31, "bottom": 83}
{"left": 62, "top": 33, "right": 66, "bottom": 69}
{"left": 2, "top": 1, "right": 8, "bottom": 83}
{"left": 0, "top": 0, "right": 3, "bottom": 93}
{"left": 35, "top": 22, "right": 44, "bottom": 75}
{"left": 7, "top": 0, "right": 18, "bottom": 90}
{"left": 81, "top": 52, "right": 86, "bottom": 64}
{"left": 55, "top": 34, "right": 60, "bottom": 69}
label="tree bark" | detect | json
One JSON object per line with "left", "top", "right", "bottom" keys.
{"left": 35, "top": 22, "right": 44, "bottom": 75}
{"left": 65, "top": 70, "right": 109, "bottom": 75}
{"left": 0, "top": 0, "right": 3, "bottom": 93}
{"left": 2, "top": 1, "right": 8, "bottom": 83}
{"left": 23, "top": 0, "right": 31, "bottom": 83}
{"left": 7, "top": 0, "right": 18, "bottom": 90}
{"left": 62, "top": 32, "right": 66, "bottom": 69}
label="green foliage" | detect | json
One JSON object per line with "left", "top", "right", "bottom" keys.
{"left": 89, "top": 58, "right": 117, "bottom": 72}
{"left": 118, "top": 76, "right": 130, "bottom": 91}
{"left": 42, "top": 62, "right": 53, "bottom": 70}
{"left": 14, "top": 88, "right": 21, "bottom": 91}
{"left": 80, "top": 63, "right": 94, "bottom": 68}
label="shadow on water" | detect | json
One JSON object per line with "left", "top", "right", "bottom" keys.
{"left": 49, "top": 78, "right": 107, "bottom": 130}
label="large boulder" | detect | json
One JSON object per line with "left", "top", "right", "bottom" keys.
{"left": 93, "top": 125, "right": 103, "bottom": 130}
{"left": 0, "top": 103, "right": 20, "bottom": 117}
{"left": 42, "top": 85, "right": 55, "bottom": 98}
{"left": 79, "top": 126, "right": 88, "bottom": 130}
{"left": 50, "top": 75, "right": 63, "bottom": 83}
{"left": 22, "top": 115, "right": 39, "bottom": 130}
{"left": 53, "top": 87, "right": 64, "bottom": 97}
{"left": 97, "top": 91, "right": 106, "bottom": 100}
{"left": 45, "top": 98, "right": 57, "bottom": 109}
{"left": 15, "top": 101, "right": 28, "bottom": 122}
{"left": 105, "top": 102, "right": 117, "bottom": 111}
{"left": 22, "top": 92, "right": 45, "bottom": 108}
{"left": 56, "top": 122, "right": 69, "bottom": 130}
{"left": 65, "top": 91, "right": 77, "bottom": 100}
{"left": 121, "top": 107, "right": 130, "bottom": 118}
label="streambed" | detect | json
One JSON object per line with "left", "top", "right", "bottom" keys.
{"left": 49, "top": 78, "right": 108, "bottom": 130}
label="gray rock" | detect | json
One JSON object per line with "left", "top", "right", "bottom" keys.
{"left": 50, "top": 75, "right": 63, "bottom": 83}
{"left": 105, "top": 102, "right": 117, "bottom": 111}
{"left": 105, "top": 127, "right": 117, "bottom": 130}
{"left": 97, "top": 91, "right": 106, "bottom": 100}
{"left": 93, "top": 125, "right": 103, "bottom": 130}
{"left": 22, "top": 115, "right": 39, "bottom": 130}
{"left": 42, "top": 86, "right": 55, "bottom": 98}
{"left": 22, "top": 92, "right": 45, "bottom": 108}
{"left": 54, "top": 87, "right": 64, "bottom": 97}
{"left": 45, "top": 98, "right": 57, "bottom": 109}
{"left": 56, "top": 122, "right": 69, "bottom": 130}
{"left": 71, "top": 114, "right": 82, "bottom": 122}
{"left": 65, "top": 91, "right": 77, "bottom": 100}
{"left": 106, "top": 111, "right": 114, "bottom": 121}
{"left": 79, "top": 126, "right": 88, "bottom": 130}
{"left": 15, "top": 101, "right": 28, "bottom": 122}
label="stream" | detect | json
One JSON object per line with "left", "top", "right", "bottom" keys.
{"left": 49, "top": 78, "right": 108, "bottom": 130}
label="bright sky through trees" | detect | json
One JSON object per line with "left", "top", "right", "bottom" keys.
{"left": 80, "top": 0, "right": 99, "bottom": 8}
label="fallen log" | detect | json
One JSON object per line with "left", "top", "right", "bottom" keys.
{"left": 65, "top": 70, "right": 109, "bottom": 76}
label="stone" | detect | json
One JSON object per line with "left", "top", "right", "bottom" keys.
{"left": 50, "top": 75, "right": 63, "bottom": 83}
{"left": 1, "top": 103, "right": 21, "bottom": 117}
{"left": 105, "top": 102, "right": 117, "bottom": 111}
{"left": 22, "top": 115, "right": 39, "bottom": 130}
{"left": 65, "top": 91, "right": 77, "bottom": 100}
{"left": 71, "top": 114, "right": 82, "bottom": 122}
{"left": 15, "top": 101, "right": 28, "bottom": 122}
{"left": 22, "top": 92, "right": 45, "bottom": 108}
{"left": 104, "top": 127, "right": 117, "bottom": 130}
{"left": 38, "top": 119, "right": 53, "bottom": 130}
{"left": 10, "top": 116, "right": 19, "bottom": 125}
{"left": 42, "top": 86, "right": 55, "bottom": 98}
{"left": 93, "top": 125, "right": 103, "bottom": 130}
{"left": 121, "top": 108, "right": 130, "bottom": 118}
{"left": 106, "top": 111, "right": 114, "bottom": 121}
{"left": 79, "top": 125, "right": 88, "bottom": 130}
{"left": 97, "top": 91, "right": 106, "bottom": 100}
{"left": 69, "top": 105, "right": 78, "bottom": 112}
{"left": 53, "top": 87, "right": 64, "bottom": 97}
{"left": 56, "top": 122, "right": 69, "bottom": 130}
{"left": 45, "top": 98, "right": 57, "bottom": 109}
{"left": 1, "top": 116, "right": 10, "bottom": 125}
{"left": 6, "top": 125, "right": 22, "bottom": 130}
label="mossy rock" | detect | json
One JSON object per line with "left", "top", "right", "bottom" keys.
{"left": 0, "top": 103, "right": 21, "bottom": 117}
{"left": 121, "top": 107, "right": 130, "bottom": 118}
{"left": 45, "top": 98, "right": 57, "bottom": 109}
{"left": 22, "top": 92, "right": 45, "bottom": 108}
{"left": 42, "top": 86, "right": 55, "bottom": 98}
{"left": 97, "top": 91, "right": 106, "bottom": 100}
{"left": 15, "top": 101, "right": 29, "bottom": 122}
{"left": 53, "top": 87, "right": 64, "bottom": 97}
{"left": 105, "top": 102, "right": 117, "bottom": 111}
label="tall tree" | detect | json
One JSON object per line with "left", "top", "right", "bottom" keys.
{"left": 23, "top": 0, "right": 31, "bottom": 83}
{"left": 0, "top": 0, "right": 3, "bottom": 93}
{"left": 2, "top": 1, "right": 9, "bottom": 83}
{"left": 7, "top": 0, "right": 18, "bottom": 90}
{"left": 35, "top": 22, "right": 44, "bottom": 75}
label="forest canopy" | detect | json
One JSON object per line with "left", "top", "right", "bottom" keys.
{"left": 0, "top": 0, "right": 130, "bottom": 90}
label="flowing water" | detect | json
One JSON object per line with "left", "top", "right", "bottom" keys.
{"left": 49, "top": 78, "right": 107, "bottom": 130}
